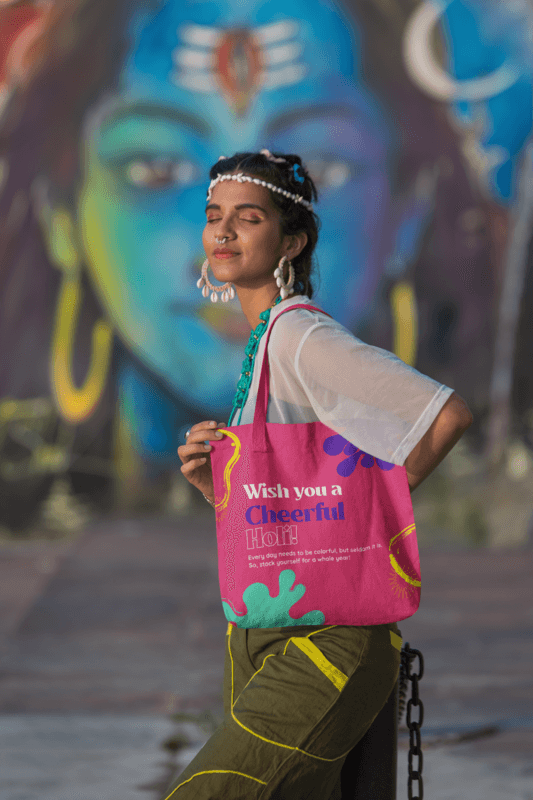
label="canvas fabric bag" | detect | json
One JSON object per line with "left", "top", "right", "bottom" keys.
{"left": 210, "top": 304, "right": 421, "bottom": 629}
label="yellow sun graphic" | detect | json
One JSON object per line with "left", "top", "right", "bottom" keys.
{"left": 388, "top": 524, "right": 421, "bottom": 598}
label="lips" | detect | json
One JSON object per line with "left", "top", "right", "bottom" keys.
{"left": 214, "top": 248, "right": 239, "bottom": 256}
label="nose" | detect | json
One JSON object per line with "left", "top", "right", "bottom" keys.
{"left": 214, "top": 217, "right": 235, "bottom": 242}
{"left": 215, "top": 231, "right": 235, "bottom": 244}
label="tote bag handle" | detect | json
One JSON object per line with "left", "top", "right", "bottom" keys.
{"left": 252, "top": 304, "right": 333, "bottom": 452}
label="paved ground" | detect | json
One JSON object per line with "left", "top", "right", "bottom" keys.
{"left": 0, "top": 513, "right": 532, "bottom": 799}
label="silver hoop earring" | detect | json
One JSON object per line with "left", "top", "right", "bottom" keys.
{"left": 274, "top": 255, "right": 295, "bottom": 300}
{"left": 197, "top": 258, "right": 235, "bottom": 303}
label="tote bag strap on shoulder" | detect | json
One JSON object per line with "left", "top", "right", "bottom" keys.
{"left": 252, "top": 303, "right": 333, "bottom": 452}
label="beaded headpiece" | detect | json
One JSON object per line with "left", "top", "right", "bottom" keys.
{"left": 208, "top": 150, "right": 314, "bottom": 211}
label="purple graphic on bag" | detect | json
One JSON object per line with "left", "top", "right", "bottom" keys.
{"left": 323, "top": 434, "right": 395, "bottom": 476}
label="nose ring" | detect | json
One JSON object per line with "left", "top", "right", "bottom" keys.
{"left": 216, "top": 236, "right": 228, "bottom": 244}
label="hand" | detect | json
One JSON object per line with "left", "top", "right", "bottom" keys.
{"left": 177, "top": 421, "right": 225, "bottom": 504}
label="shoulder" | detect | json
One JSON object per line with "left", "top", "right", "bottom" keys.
{"left": 268, "top": 302, "right": 354, "bottom": 374}
{"left": 269, "top": 300, "right": 340, "bottom": 344}
{"left": 270, "top": 306, "right": 365, "bottom": 363}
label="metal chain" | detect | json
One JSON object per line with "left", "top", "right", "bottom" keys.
{"left": 398, "top": 645, "right": 410, "bottom": 721}
{"left": 398, "top": 642, "right": 424, "bottom": 800}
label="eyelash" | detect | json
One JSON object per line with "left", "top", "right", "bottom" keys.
{"left": 207, "top": 218, "right": 260, "bottom": 224}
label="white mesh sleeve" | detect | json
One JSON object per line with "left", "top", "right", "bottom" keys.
{"left": 293, "top": 320, "right": 455, "bottom": 466}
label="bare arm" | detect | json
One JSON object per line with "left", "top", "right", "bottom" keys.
{"left": 404, "top": 392, "right": 474, "bottom": 493}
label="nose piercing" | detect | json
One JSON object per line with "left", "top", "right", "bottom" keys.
{"left": 216, "top": 237, "right": 228, "bottom": 244}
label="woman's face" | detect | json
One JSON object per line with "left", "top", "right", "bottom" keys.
{"left": 74, "top": 0, "right": 397, "bottom": 409}
{"left": 202, "top": 176, "right": 304, "bottom": 295}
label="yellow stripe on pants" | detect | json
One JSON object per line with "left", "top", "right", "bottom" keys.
{"left": 289, "top": 636, "right": 349, "bottom": 692}
{"left": 390, "top": 630, "right": 402, "bottom": 652}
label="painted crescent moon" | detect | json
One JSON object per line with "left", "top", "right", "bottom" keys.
{"left": 403, "top": 0, "right": 520, "bottom": 102}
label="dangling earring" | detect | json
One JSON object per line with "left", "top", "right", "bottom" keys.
{"left": 274, "top": 255, "right": 295, "bottom": 300}
{"left": 197, "top": 258, "right": 235, "bottom": 303}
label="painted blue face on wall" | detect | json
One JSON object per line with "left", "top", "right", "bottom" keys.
{"left": 79, "top": 0, "right": 398, "bottom": 417}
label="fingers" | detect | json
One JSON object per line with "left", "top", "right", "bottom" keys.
{"left": 180, "top": 455, "right": 208, "bottom": 474}
{"left": 177, "top": 421, "right": 226, "bottom": 464}
{"left": 189, "top": 429, "right": 225, "bottom": 444}
{"left": 179, "top": 441, "right": 213, "bottom": 460}
{"left": 176, "top": 421, "right": 222, "bottom": 498}
{"left": 185, "top": 421, "right": 225, "bottom": 443}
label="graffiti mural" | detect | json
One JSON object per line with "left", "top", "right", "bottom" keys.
{"left": 0, "top": 0, "right": 532, "bottom": 529}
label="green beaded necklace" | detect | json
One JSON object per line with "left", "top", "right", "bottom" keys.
{"left": 229, "top": 294, "right": 284, "bottom": 426}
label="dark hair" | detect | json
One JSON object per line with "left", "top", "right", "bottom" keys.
{"left": 208, "top": 151, "right": 320, "bottom": 299}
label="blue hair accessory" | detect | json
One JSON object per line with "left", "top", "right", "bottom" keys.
{"left": 293, "top": 163, "right": 305, "bottom": 183}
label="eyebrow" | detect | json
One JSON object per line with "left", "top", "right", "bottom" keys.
{"left": 265, "top": 103, "right": 370, "bottom": 135}
{"left": 205, "top": 203, "right": 268, "bottom": 214}
{"left": 99, "top": 102, "right": 212, "bottom": 138}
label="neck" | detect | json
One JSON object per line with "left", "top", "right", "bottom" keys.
{"left": 236, "top": 282, "right": 288, "bottom": 329}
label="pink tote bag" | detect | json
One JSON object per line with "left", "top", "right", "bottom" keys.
{"left": 210, "top": 304, "right": 421, "bottom": 629}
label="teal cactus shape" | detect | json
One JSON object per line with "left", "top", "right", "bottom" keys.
{"left": 222, "top": 569, "right": 326, "bottom": 628}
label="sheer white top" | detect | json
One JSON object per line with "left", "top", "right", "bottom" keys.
{"left": 229, "top": 295, "right": 455, "bottom": 467}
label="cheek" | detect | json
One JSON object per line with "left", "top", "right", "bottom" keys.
{"left": 239, "top": 229, "right": 255, "bottom": 245}
{"left": 234, "top": 227, "right": 258, "bottom": 249}
{"left": 252, "top": 223, "right": 281, "bottom": 249}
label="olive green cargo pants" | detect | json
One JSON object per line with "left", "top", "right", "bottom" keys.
{"left": 163, "top": 620, "right": 402, "bottom": 800}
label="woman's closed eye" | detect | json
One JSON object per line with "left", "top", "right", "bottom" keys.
{"left": 206, "top": 217, "right": 260, "bottom": 223}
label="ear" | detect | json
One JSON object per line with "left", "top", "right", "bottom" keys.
{"left": 283, "top": 230, "right": 308, "bottom": 262}
{"left": 34, "top": 185, "right": 81, "bottom": 275}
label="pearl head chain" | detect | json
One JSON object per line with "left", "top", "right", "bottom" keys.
{"left": 207, "top": 172, "right": 314, "bottom": 211}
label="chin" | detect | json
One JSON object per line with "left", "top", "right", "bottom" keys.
{"left": 211, "top": 263, "right": 239, "bottom": 281}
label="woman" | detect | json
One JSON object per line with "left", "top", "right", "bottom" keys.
{"left": 174, "top": 150, "right": 473, "bottom": 799}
